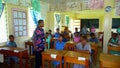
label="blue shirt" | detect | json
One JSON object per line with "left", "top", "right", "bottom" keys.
{"left": 6, "top": 41, "right": 17, "bottom": 47}
{"left": 55, "top": 41, "right": 65, "bottom": 50}
{"left": 89, "top": 38, "right": 99, "bottom": 43}
{"left": 54, "top": 33, "right": 60, "bottom": 38}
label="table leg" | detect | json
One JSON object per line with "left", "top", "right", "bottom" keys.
{"left": 19, "top": 55, "right": 23, "bottom": 68}
{"left": 64, "top": 59, "right": 66, "bottom": 68}
{"left": 100, "top": 61, "right": 102, "bottom": 68}
{"left": 48, "top": 60, "right": 51, "bottom": 68}
{"left": 60, "top": 61, "right": 62, "bottom": 68}
{"left": 85, "top": 60, "right": 89, "bottom": 68}
{"left": 42, "top": 55, "right": 44, "bottom": 68}
{"left": 25, "top": 56, "right": 28, "bottom": 68}
{"left": 68, "top": 63, "right": 70, "bottom": 68}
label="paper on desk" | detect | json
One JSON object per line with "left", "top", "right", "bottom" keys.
{"left": 14, "top": 50, "right": 19, "bottom": 53}
{"left": 50, "top": 54, "right": 57, "bottom": 59}
{"left": 78, "top": 57, "right": 86, "bottom": 61}
{"left": 0, "top": 54, "right": 4, "bottom": 63}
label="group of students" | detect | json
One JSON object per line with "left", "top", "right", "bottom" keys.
{"left": 4, "top": 19, "right": 120, "bottom": 68}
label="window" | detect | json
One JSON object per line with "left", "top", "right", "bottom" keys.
{"left": 0, "top": 9, "right": 8, "bottom": 43}
{"left": 12, "top": 9, "right": 27, "bottom": 37}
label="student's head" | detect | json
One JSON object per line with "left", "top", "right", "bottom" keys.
{"left": 74, "top": 32, "right": 79, "bottom": 37}
{"left": 56, "top": 28, "right": 59, "bottom": 33}
{"left": 58, "top": 34, "right": 64, "bottom": 42}
{"left": 81, "top": 36, "right": 88, "bottom": 45}
{"left": 45, "top": 32, "right": 49, "bottom": 38}
{"left": 75, "top": 28, "right": 78, "bottom": 32}
{"left": 83, "top": 25, "right": 86, "bottom": 28}
{"left": 49, "top": 29, "right": 52, "bottom": 34}
{"left": 112, "top": 33, "right": 117, "bottom": 38}
{"left": 119, "top": 26, "right": 120, "bottom": 28}
{"left": 38, "top": 20, "right": 44, "bottom": 28}
{"left": 90, "top": 33, "right": 95, "bottom": 38}
{"left": 9, "top": 35, "right": 14, "bottom": 42}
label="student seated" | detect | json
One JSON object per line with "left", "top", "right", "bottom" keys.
{"left": 53, "top": 34, "right": 65, "bottom": 67}
{"left": 108, "top": 33, "right": 120, "bottom": 55}
{"left": 73, "top": 32, "right": 80, "bottom": 43}
{"left": 108, "top": 33, "right": 118, "bottom": 45}
{"left": 74, "top": 36, "right": 91, "bottom": 68}
{"left": 54, "top": 28, "right": 60, "bottom": 39}
{"left": 6, "top": 35, "right": 19, "bottom": 64}
{"left": 45, "top": 32, "right": 51, "bottom": 49}
{"left": 89, "top": 33, "right": 98, "bottom": 44}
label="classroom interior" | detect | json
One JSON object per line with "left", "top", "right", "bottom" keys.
{"left": 0, "top": 0, "right": 120, "bottom": 68}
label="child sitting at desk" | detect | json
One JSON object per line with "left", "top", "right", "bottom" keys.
{"left": 54, "top": 28, "right": 60, "bottom": 39}
{"left": 89, "top": 33, "right": 98, "bottom": 44}
{"left": 108, "top": 33, "right": 120, "bottom": 55}
{"left": 45, "top": 32, "right": 51, "bottom": 49}
{"left": 53, "top": 34, "right": 65, "bottom": 67}
{"left": 73, "top": 32, "right": 80, "bottom": 43}
{"left": 6, "top": 35, "right": 19, "bottom": 65}
{"left": 108, "top": 33, "right": 118, "bottom": 45}
{"left": 74, "top": 36, "right": 91, "bottom": 68}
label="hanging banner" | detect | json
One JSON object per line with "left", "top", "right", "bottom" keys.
{"left": 0, "top": 1, "right": 4, "bottom": 18}
{"left": 89, "top": 0, "right": 104, "bottom": 9}
{"left": 65, "top": 16, "right": 70, "bottom": 26}
{"left": 32, "top": 0, "right": 40, "bottom": 12}
{"left": 115, "top": 0, "right": 120, "bottom": 16}
{"left": 30, "top": 10, "right": 41, "bottom": 25}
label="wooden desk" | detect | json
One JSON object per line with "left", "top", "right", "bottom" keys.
{"left": 64, "top": 51, "right": 90, "bottom": 68}
{"left": 0, "top": 47, "right": 28, "bottom": 68}
{"left": 108, "top": 46, "right": 120, "bottom": 54}
{"left": 100, "top": 53, "right": 120, "bottom": 68}
{"left": 90, "top": 43, "right": 98, "bottom": 65}
{"left": 42, "top": 49, "right": 67, "bottom": 68}
{"left": 66, "top": 41, "right": 98, "bottom": 65}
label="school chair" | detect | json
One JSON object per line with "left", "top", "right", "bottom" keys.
{"left": 64, "top": 43, "right": 76, "bottom": 51}
{"left": 24, "top": 41, "right": 35, "bottom": 68}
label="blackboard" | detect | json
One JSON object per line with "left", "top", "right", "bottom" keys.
{"left": 112, "top": 18, "right": 120, "bottom": 28}
{"left": 81, "top": 19, "right": 99, "bottom": 28}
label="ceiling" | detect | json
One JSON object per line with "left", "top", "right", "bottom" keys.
{"left": 40, "top": 0, "right": 84, "bottom": 4}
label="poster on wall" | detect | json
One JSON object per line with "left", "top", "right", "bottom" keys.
{"left": 115, "top": 0, "right": 120, "bottom": 16}
{"left": 89, "top": 0, "right": 104, "bottom": 9}
{"left": 4, "top": 0, "right": 19, "bottom": 5}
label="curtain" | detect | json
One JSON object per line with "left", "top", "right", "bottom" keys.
{"left": 0, "top": 0, "right": 4, "bottom": 18}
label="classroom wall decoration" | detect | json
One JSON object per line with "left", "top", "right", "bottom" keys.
{"left": 50, "top": 0, "right": 89, "bottom": 12}
{"left": 4, "top": 0, "right": 31, "bottom": 7}
{"left": 12, "top": 9, "right": 27, "bottom": 37}
{"left": 89, "top": 0, "right": 104, "bottom": 9}
{"left": 115, "top": 0, "right": 120, "bottom": 16}
{"left": 4, "top": 0, "right": 19, "bottom": 5}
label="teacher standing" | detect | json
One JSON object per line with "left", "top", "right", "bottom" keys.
{"left": 33, "top": 20, "right": 45, "bottom": 68}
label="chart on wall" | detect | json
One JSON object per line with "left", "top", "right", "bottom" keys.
{"left": 115, "top": 0, "right": 120, "bottom": 16}
{"left": 89, "top": 0, "right": 104, "bottom": 9}
{"left": 13, "top": 10, "right": 27, "bottom": 37}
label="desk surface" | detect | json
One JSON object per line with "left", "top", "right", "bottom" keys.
{"left": 100, "top": 53, "right": 120, "bottom": 63}
{"left": 0, "top": 47, "right": 27, "bottom": 52}
{"left": 42, "top": 49, "right": 67, "bottom": 56}
{"left": 64, "top": 51, "right": 90, "bottom": 59}
{"left": 108, "top": 46, "right": 120, "bottom": 52}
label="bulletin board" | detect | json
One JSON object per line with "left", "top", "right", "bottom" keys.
{"left": 12, "top": 9, "right": 27, "bottom": 37}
